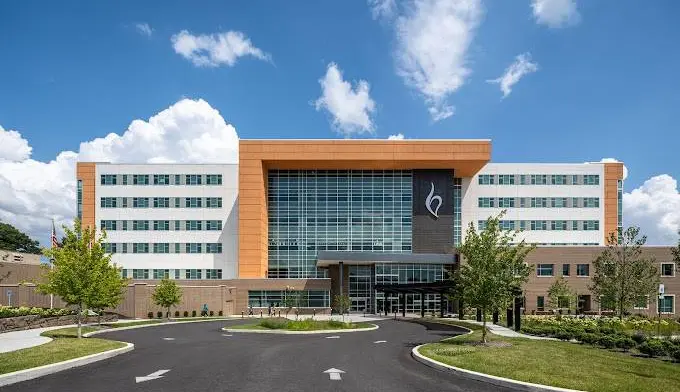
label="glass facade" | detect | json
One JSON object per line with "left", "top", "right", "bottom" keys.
{"left": 248, "top": 290, "right": 331, "bottom": 308}
{"left": 375, "top": 263, "right": 446, "bottom": 314}
{"left": 267, "top": 170, "right": 413, "bottom": 278}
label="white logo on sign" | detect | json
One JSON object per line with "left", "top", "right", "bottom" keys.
{"left": 425, "top": 182, "right": 442, "bottom": 219}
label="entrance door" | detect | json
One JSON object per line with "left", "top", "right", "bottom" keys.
{"left": 351, "top": 298, "right": 367, "bottom": 312}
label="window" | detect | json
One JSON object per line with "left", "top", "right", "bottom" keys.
{"left": 185, "top": 269, "right": 202, "bottom": 279}
{"left": 659, "top": 295, "right": 675, "bottom": 314}
{"left": 205, "top": 243, "right": 222, "bottom": 254}
{"left": 100, "top": 197, "right": 117, "bottom": 208}
{"left": 133, "top": 174, "right": 149, "bottom": 185}
{"left": 185, "top": 174, "right": 202, "bottom": 185}
{"left": 531, "top": 175, "right": 548, "bottom": 185}
{"left": 571, "top": 175, "right": 579, "bottom": 185}
{"left": 121, "top": 220, "right": 128, "bottom": 230}
{"left": 530, "top": 197, "right": 548, "bottom": 208}
{"left": 153, "top": 269, "right": 169, "bottom": 279}
{"left": 478, "top": 197, "right": 495, "bottom": 208}
{"left": 551, "top": 197, "right": 567, "bottom": 208}
{"left": 121, "top": 175, "right": 128, "bottom": 185}
{"left": 498, "top": 175, "right": 515, "bottom": 185}
{"left": 478, "top": 220, "right": 488, "bottom": 230}
{"left": 551, "top": 175, "right": 567, "bottom": 185}
{"left": 132, "top": 269, "right": 149, "bottom": 279}
{"left": 500, "top": 220, "right": 515, "bottom": 230}
{"left": 634, "top": 296, "right": 649, "bottom": 310}
{"left": 478, "top": 174, "right": 494, "bottom": 185}
{"left": 185, "top": 220, "right": 202, "bottom": 231}
{"left": 519, "top": 220, "right": 527, "bottom": 230}
{"left": 206, "top": 220, "right": 222, "bottom": 231}
{"left": 557, "top": 296, "right": 570, "bottom": 309}
{"left": 584, "top": 220, "right": 600, "bottom": 231}
{"left": 205, "top": 197, "right": 222, "bottom": 208}
{"left": 153, "top": 174, "right": 170, "bottom": 185}
{"left": 562, "top": 264, "right": 570, "bottom": 276}
{"left": 121, "top": 197, "right": 128, "bottom": 208}
{"left": 121, "top": 269, "right": 128, "bottom": 279}
{"left": 186, "top": 243, "right": 202, "bottom": 253}
{"left": 205, "top": 269, "right": 222, "bottom": 279}
{"left": 153, "top": 197, "right": 170, "bottom": 208}
{"left": 537, "top": 296, "right": 545, "bottom": 311}
{"left": 584, "top": 175, "right": 600, "bottom": 185}
{"left": 519, "top": 198, "right": 526, "bottom": 208}
{"left": 132, "top": 220, "right": 149, "bottom": 231}
{"left": 121, "top": 243, "right": 128, "bottom": 253}
{"left": 498, "top": 197, "right": 515, "bottom": 208}
{"left": 551, "top": 220, "right": 567, "bottom": 231}
{"left": 531, "top": 220, "right": 547, "bottom": 231}
{"left": 174, "top": 243, "right": 180, "bottom": 253}
{"left": 133, "top": 243, "right": 149, "bottom": 253}
{"left": 153, "top": 243, "right": 170, "bottom": 254}
{"left": 583, "top": 198, "right": 600, "bottom": 208}
{"left": 100, "top": 174, "right": 117, "bottom": 185}
{"left": 572, "top": 220, "right": 579, "bottom": 231}
{"left": 537, "top": 264, "right": 554, "bottom": 276}
{"left": 571, "top": 197, "right": 579, "bottom": 208}
{"left": 206, "top": 174, "right": 222, "bottom": 185}
{"left": 101, "top": 220, "right": 117, "bottom": 231}
{"left": 174, "top": 220, "right": 181, "bottom": 231}
{"left": 519, "top": 175, "right": 528, "bottom": 185}
{"left": 174, "top": 198, "right": 180, "bottom": 208}
{"left": 103, "top": 243, "right": 117, "bottom": 253}
{"left": 133, "top": 197, "right": 149, "bottom": 208}
{"left": 174, "top": 269, "right": 180, "bottom": 279}
{"left": 153, "top": 220, "right": 170, "bottom": 231}
{"left": 174, "top": 174, "right": 181, "bottom": 185}
{"left": 576, "top": 264, "right": 590, "bottom": 276}
{"left": 185, "top": 197, "right": 202, "bottom": 208}
{"left": 661, "top": 263, "right": 675, "bottom": 277}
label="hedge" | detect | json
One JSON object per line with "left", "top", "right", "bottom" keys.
{"left": 0, "top": 306, "right": 75, "bottom": 319}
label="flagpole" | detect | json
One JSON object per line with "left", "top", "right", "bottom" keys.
{"left": 50, "top": 218, "right": 55, "bottom": 309}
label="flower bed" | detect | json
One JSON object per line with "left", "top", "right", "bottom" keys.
{"left": 0, "top": 306, "right": 75, "bottom": 319}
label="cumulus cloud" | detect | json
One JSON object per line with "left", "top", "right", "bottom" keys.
{"left": 314, "top": 62, "right": 377, "bottom": 138}
{"left": 368, "top": 0, "right": 397, "bottom": 20}
{"left": 390, "top": 0, "right": 483, "bottom": 121}
{"left": 0, "top": 99, "right": 239, "bottom": 246}
{"left": 624, "top": 175, "right": 680, "bottom": 245}
{"left": 135, "top": 23, "right": 153, "bottom": 37}
{"left": 531, "top": 0, "right": 580, "bottom": 28}
{"left": 0, "top": 126, "right": 32, "bottom": 162}
{"left": 487, "top": 53, "right": 539, "bottom": 99}
{"left": 171, "top": 30, "right": 271, "bottom": 67}
{"left": 387, "top": 133, "right": 405, "bottom": 140}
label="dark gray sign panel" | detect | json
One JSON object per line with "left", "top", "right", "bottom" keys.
{"left": 412, "top": 169, "right": 454, "bottom": 254}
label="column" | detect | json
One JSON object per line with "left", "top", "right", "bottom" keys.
{"left": 439, "top": 293, "right": 445, "bottom": 318}
{"left": 339, "top": 262, "right": 344, "bottom": 298}
{"left": 420, "top": 294, "right": 425, "bottom": 318}
{"left": 401, "top": 292, "right": 406, "bottom": 317}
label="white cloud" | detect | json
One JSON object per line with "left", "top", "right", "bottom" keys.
{"left": 0, "top": 99, "right": 239, "bottom": 246}
{"left": 624, "top": 175, "right": 680, "bottom": 245}
{"left": 487, "top": 52, "right": 539, "bottom": 99}
{"left": 531, "top": 0, "right": 580, "bottom": 28}
{"left": 171, "top": 30, "right": 271, "bottom": 67}
{"left": 135, "top": 23, "right": 153, "bottom": 37}
{"left": 369, "top": 0, "right": 397, "bottom": 20}
{"left": 314, "top": 63, "right": 377, "bottom": 138}
{"left": 0, "top": 126, "right": 32, "bottom": 162}
{"left": 391, "top": 0, "right": 483, "bottom": 121}
{"left": 387, "top": 133, "right": 405, "bottom": 140}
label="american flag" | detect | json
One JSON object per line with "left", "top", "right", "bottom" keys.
{"left": 51, "top": 219, "right": 59, "bottom": 249}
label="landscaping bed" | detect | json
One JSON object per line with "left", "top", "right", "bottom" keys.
{"left": 418, "top": 320, "right": 680, "bottom": 392}
{"left": 0, "top": 306, "right": 117, "bottom": 332}
{"left": 230, "top": 318, "right": 372, "bottom": 331}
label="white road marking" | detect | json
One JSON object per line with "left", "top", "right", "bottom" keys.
{"left": 162, "top": 337, "right": 175, "bottom": 341}
{"left": 222, "top": 334, "right": 233, "bottom": 337}
{"left": 373, "top": 340, "right": 387, "bottom": 344}
{"left": 135, "top": 369, "right": 170, "bottom": 383}
{"left": 323, "top": 368, "right": 345, "bottom": 381}
{"left": 325, "top": 336, "right": 340, "bottom": 339}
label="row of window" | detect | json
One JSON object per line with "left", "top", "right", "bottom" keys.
{"left": 478, "top": 220, "right": 600, "bottom": 231}
{"left": 100, "top": 197, "right": 223, "bottom": 208}
{"left": 536, "top": 295, "right": 675, "bottom": 314}
{"left": 100, "top": 220, "right": 223, "bottom": 231}
{"left": 536, "top": 263, "right": 677, "bottom": 277}
{"left": 122, "top": 269, "right": 223, "bottom": 280}
{"left": 101, "top": 174, "right": 223, "bottom": 186}
{"left": 103, "top": 243, "right": 223, "bottom": 254}
{"left": 247, "top": 290, "right": 331, "bottom": 308}
{"left": 478, "top": 174, "right": 600, "bottom": 186}
{"left": 477, "top": 197, "right": 600, "bottom": 208}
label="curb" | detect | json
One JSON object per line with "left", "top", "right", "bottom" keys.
{"left": 83, "top": 318, "right": 238, "bottom": 337}
{"left": 222, "top": 324, "right": 379, "bottom": 334}
{"left": 411, "top": 324, "right": 584, "bottom": 392}
{"left": 0, "top": 342, "right": 134, "bottom": 387}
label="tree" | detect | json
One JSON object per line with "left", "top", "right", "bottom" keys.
{"left": 283, "top": 286, "right": 300, "bottom": 319}
{"left": 333, "top": 294, "right": 351, "bottom": 322}
{"left": 0, "top": 253, "right": 10, "bottom": 283}
{"left": 39, "top": 219, "right": 127, "bottom": 338}
{"left": 456, "top": 212, "right": 534, "bottom": 343}
{"left": 547, "top": 277, "right": 574, "bottom": 314}
{"left": 590, "top": 226, "right": 659, "bottom": 319}
{"left": 152, "top": 279, "right": 182, "bottom": 319}
{"left": 0, "top": 222, "right": 41, "bottom": 254}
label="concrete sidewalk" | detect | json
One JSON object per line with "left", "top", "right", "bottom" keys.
{"left": 455, "top": 319, "right": 556, "bottom": 340}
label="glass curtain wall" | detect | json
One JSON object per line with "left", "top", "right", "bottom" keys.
{"left": 375, "top": 263, "right": 446, "bottom": 314}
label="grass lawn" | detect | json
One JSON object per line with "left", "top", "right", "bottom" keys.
{"left": 230, "top": 318, "right": 373, "bottom": 331}
{"left": 418, "top": 320, "right": 680, "bottom": 392}
{"left": 0, "top": 327, "right": 126, "bottom": 375}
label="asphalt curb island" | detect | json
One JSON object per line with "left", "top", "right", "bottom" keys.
{"left": 83, "top": 318, "right": 240, "bottom": 337}
{"left": 222, "top": 323, "right": 379, "bottom": 334}
{"left": 411, "top": 323, "right": 584, "bottom": 392}
{"left": 0, "top": 342, "right": 134, "bottom": 387}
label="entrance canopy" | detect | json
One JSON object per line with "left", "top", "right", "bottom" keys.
{"left": 316, "top": 251, "right": 455, "bottom": 267}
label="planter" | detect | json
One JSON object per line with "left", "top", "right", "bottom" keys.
{"left": 0, "top": 314, "right": 118, "bottom": 332}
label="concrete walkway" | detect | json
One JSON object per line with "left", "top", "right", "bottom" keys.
{"left": 454, "top": 319, "right": 556, "bottom": 340}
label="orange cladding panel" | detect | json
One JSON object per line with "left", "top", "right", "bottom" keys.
{"left": 603, "top": 162, "right": 624, "bottom": 244}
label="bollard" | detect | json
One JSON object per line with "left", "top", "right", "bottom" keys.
{"left": 492, "top": 310, "right": 499, "bottom": 324}
{"left": 260, "top": 310, "right": 263, "bottom": 318}
{"left": 241, "top": 311, "right": 244, "bottom": 319}
{"left": 278, "top": 310, "right": 281, "bottom": 318}
{"left": 506, "top": 308, "right": 513, "bottom": 328}
{"left": 476, "top": 308, "right": 482, "bottom": 322}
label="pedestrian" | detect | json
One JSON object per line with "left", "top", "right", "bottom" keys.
{"left": 248, "top": 305, "right": 254, "bottom": 316}
{"left": 201, "top": 303, "right": 209, "bottom": 317}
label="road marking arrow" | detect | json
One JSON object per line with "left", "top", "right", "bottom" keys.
{"left": 135, "top": 369, "right": 170, "bottom": 383}
{"left": 325, "top": 336, "right": 340, "bottom": 339}
{"left": 323, "top": 368, "right": 345, "bottom": 381}
{"left": 162, "top": 337, "right": 175, "bottom": 341}
{"left": 373, "top": 340, "right": 387, "bottom": 344}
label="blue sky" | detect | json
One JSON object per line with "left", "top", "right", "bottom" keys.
{"left": 0, "top": 0, "right": 679, "bottom": 245}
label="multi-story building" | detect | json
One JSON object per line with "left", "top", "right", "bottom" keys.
{"left": 73, "top": 139, "right": 677, "bottom": 318}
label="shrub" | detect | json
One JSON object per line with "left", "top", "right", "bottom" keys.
{"left": 555, "top": 329, "right": 574, "bottom": 341}
{"left": 638, "top": 339, "right": 667, "bottom": 357}
{"left": 672, "top": 348, "right": 680, "bottom": 362}
{"left": 615, "top": 337, "right": 636, "bottom": 351}
{"left": 218, "top": 310, "right": 223, "bottom": 316}
{"left": 191, "top": 310, "right": 197, "bottom": 317}
{"left": 174, "top": 311, "right": 180, "bottom": 317}
{"left": 260, "top": 319, "right": 288, "bottom": 329}
{"left": 598, "top": 335, "right": 617, "bottom": 349}
{"left": 631, "top": 332, "right": 647, "bottom": 345}
{"left": 183, "top": 311, "right": 189, "bottom": 317}
{"left": 209, "top": 310, "right": 214, "bottom": 317}
{"left": 327, "top": 319, "right": 348, "bottom": 328}
{"left": 148, "top": 312, "right": 154, "bottom": 319}
{"left": 157, "top": 311, "right": 163, "bottom": 319}
{"left": 579, "top": 333, "right": 600, "bottom": 345}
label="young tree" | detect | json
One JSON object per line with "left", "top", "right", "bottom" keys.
{"left": 152, "top": 279, "right": 182, "bottom": 319}
{"left": 547, "top": 277, "right": 574, "bottom": 314}
{"left": 457, "top": 212, "right": 534, "bottom": 343}
{"left": 333, "top": 294, "right": 351, "bottom": 322}
{"left": 283, "top": 286, "right": 300, "bottom": 319}
{"left": 39, "top": 219, "right": 127, "bottom": 338}
{"left": 0, "top": 222, "right": 41, "bottom": 254}
{"left": 590, "top": 226, "right": 659, "bottom": 319}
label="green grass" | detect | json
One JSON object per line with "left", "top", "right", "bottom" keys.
{"left": 0, "top": 328, "right": 125, "bottom": 375}
{"left": 418, "top": 320, "right": 680, "bottom": 392}
{"left": 230, "top": 318, "right": 373, "bottom": 331}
